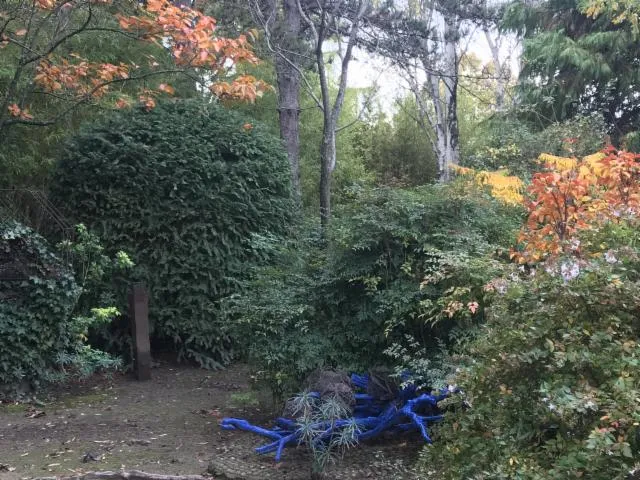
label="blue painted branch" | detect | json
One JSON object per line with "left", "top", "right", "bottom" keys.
{"left": 219, "top": 374, "right": 457, "bottom": 461}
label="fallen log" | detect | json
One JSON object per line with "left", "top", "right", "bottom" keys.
{"left": 33, "top": 470, "right": 208, "bottom": 480}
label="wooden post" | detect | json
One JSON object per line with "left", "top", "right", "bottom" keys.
{"left": 129, "top": 284, "right": 151, "bottom": 381}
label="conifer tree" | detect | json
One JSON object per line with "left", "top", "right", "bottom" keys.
{"left": 504, "top": 0, "right": 640, "bottom": 142}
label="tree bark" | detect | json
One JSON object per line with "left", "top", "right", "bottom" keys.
{"left": 422, "top": 11, "right": 460, "bottom": 181}
{"left": 428, "top": 72, "right": 448, "bottom": 179}
{"left": 441, "top": 15, "right": 460, "bottom": 181}
{"left": 274, "top": 0, "right": 303, "bottom": 203}
{"left": 319, "top": 119, "right": 336, "bottom": 227}
{"left": 484, "top": 28, "right": 507, "bottom": 111}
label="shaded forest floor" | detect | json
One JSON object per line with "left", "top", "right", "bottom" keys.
{"left": 0, "top": 362, "right": 424, "bottom": 480}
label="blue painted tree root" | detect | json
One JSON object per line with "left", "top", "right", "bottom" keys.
{"left": 220, "top": 373, "right": 457, "bottom": 461}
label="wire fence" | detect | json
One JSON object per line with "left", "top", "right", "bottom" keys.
{"left": 0, "top": 189, "right": 75, "bottom": 281}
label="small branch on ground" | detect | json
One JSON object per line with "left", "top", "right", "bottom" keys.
{"left": 33, "top": 471, "right": 209, "bottom": 480}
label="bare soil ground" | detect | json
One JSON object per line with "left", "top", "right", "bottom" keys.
{"left": 0, "top": 362, "right": 424, "bottom": 480}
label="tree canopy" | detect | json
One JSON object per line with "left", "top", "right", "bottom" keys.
{"left": 0, "top": 0, "right": 267, "bottom": 133}
{"left": 505, "top": 0, "right": 640, "bottom": 141}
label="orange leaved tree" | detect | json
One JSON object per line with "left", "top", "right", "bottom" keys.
{"left": 0, "top": 0, "right": 268, "bottom": 134}
{"left": 513, "top": 147, "right": 640, "bottom": 263}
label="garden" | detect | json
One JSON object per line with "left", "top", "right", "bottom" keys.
{"left": 2, "top": 0, "right": 640, "bottom": 479}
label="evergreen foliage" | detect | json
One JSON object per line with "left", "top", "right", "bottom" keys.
{"left": 504, "top": 0, "right": 640, "bottom": 139}
{"left": 51, "top": 100, "right": 294, "bottom": 368}
{"left": 357, "top": 98, "right": 438, "bottom": 187}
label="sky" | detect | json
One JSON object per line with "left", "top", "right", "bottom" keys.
{"left": 342, "top": 23, "right": 521, "bottom": 114}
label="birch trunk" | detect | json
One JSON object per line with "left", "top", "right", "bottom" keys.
{"left": 423, "top": 12, "right": 460, "bottom": 181}
{"left": 484, "top": 28, "right": 507, "bottom": 111}
{"left": 441, "top": 14, "right": 460, "bottom": 181}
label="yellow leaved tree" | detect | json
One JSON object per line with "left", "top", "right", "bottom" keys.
{"left": 453, "top": 166, "right": 524, "bottom": 205}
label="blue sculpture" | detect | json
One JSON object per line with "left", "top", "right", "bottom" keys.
{"left": 220, "top": 373, "right": 457, "bottom": 461}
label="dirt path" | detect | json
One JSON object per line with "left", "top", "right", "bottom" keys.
{"left": 0, "top": 364, "right": 424, "bottom": 480}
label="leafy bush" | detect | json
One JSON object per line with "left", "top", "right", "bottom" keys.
{"left": 58, "top": 224, "right": 135, "bottom": 364}
{"left": 356, "top": 98, "right": 439, "bottom": 187}
{"left": 422, "top": 151, "right": 640, "bottom": 478}
{"left": 224, "top": 183, "right": 522, "bottom": 397}
{"left": 422, "top": 240, "right": 640, "bottom": 478}
{"left": 463, "top": 114, "right": 607, "bottom": 178}
{"left": 222, "top": 230, "right": 332, "bottom": 397}
{"left": 51, "top": 100, "right": 294, "bottom": 367}
{"left": 0, "top": 222, "right": 120, "bottom": 395}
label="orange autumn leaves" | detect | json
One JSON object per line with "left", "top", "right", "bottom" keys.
{"left": 7, "top": 103, "right": 33, "bottom": 120}
{"left": 513, "top": 148, "right": 640, "bottom": 263}
{"left": 114, "top": 0, "right": 269, "bottom": 103}
{"left": 20, "top": 0, "right": 267, "bottom": 118}
{"left": 35, "top": 58, "right": 130, "bottom": 99}
{"left": 116, "top": 0, "right": 258, "bottom": 67}
{"left": 453, "top": 148, "right": 640, "bottom": 264}
{"left": 445, "top": 148, "right": 640, "bottom": 323}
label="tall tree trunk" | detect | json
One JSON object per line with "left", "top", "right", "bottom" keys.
{"left": 319, "top": 120, "right": 336, "bottom": 228}
{"left": 274, "top": 0, "right": 302, "bottom": 203}
{"left": 428, "top": 73, "right": 448, "bottom": 178}
{"left": 300, "top": 0, "right": 367, "bottom": 226}
{"left": 424, "top": 13, "right": 460, "bottom": 181}
{"left": 440, "top": 15, "right": 459, "bottom": 181}
{"left": 484, "top": 28, "right": 507, "bottom": 111}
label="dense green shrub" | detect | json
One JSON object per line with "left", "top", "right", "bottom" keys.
{"left": 421, "top": 223, "right": 640, "bottom": 478}
{"left": 463, "top": 114, "right": 607, "bottom": 177}
{"left": 51, "top": 100, "right": 294, "bottom": 367}
{"left": 224, "top": 182, "right": 522, "bottom": 397}
{"left": 0, "top": 222, "right": 119, "bottom": 395}
{"left": 58, "top": 224, "right": 135, "bottom": 364}
{"left": 356, "top": 97, "right": 439, "bottom": 187}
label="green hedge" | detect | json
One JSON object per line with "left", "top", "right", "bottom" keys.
{"left": 51, "top": 100, "right": 294, "bottom": 367}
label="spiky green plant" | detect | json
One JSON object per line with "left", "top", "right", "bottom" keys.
{"left": 288, "top": 391, "right": 359, "bottom": 476}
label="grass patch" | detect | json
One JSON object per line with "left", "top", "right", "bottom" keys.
{"left": 0, "top": 402, "right": 26, "bottom": 413}
{"left": 58, "top": 392, "right": 109, "bottom": 408}
{"left": 229, "top": 391, "right": 260, "bottom": 408}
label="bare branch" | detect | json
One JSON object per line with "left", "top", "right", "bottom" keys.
{"left": 251, "top": 0, "right": 323, "bottom": 109}
{"left": 330, "top": 0, "right": 368, "bottom": 122}
{"left": 23, "top": 3, "right": 93, "bottom": 66}
{"left": 297, "top": 0, "right": 318, "bottom": 44}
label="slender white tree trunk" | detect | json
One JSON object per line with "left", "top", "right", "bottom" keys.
{"left": 423, "top": 11, "right": 460, "bottom": 181}
{"left": 484, "top": 28, "right": 508, "bottom": 111}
